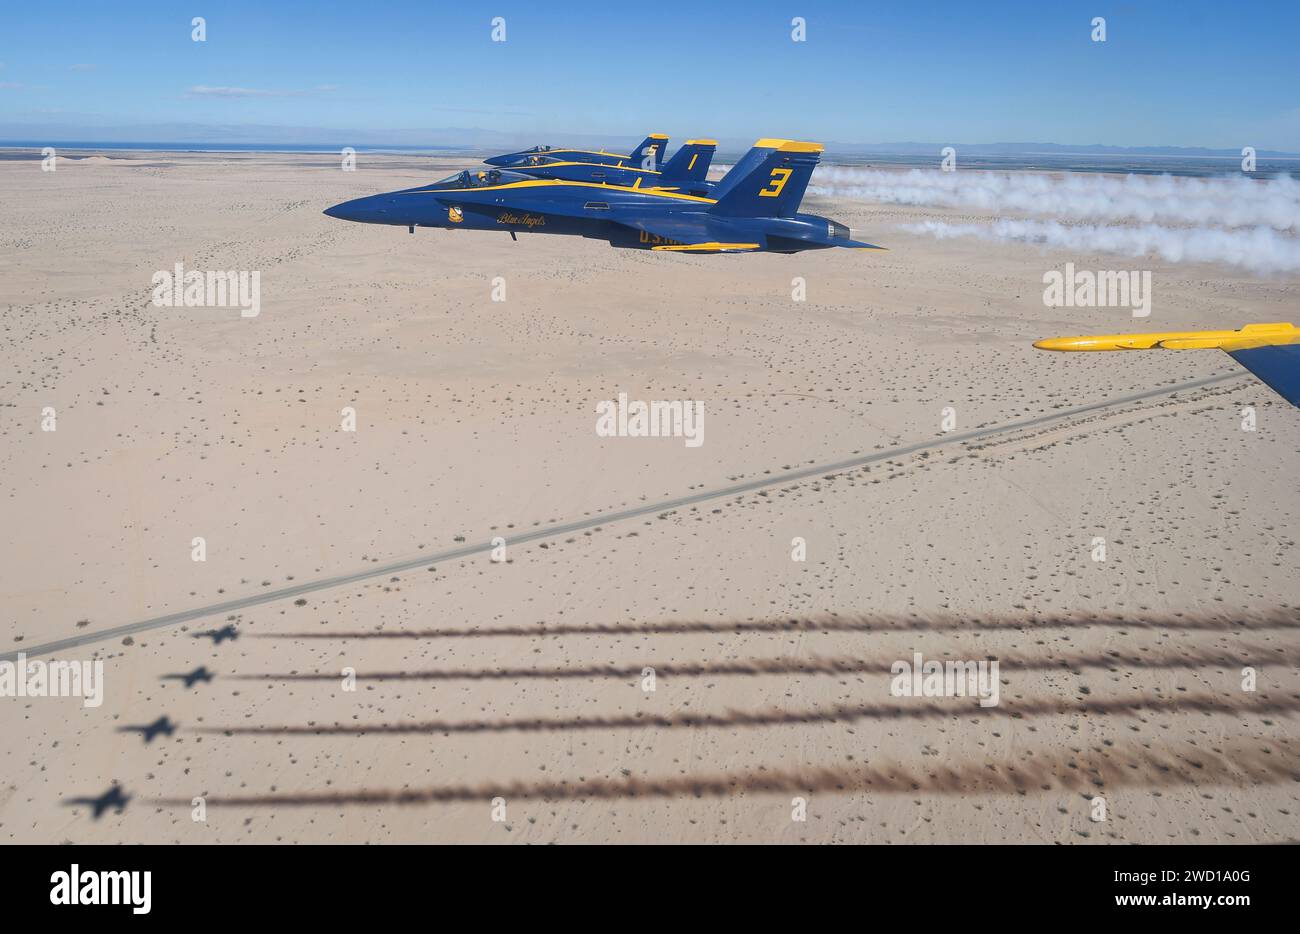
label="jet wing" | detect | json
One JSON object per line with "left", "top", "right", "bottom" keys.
{"left": 1034, "top": 322, "right": 1300, "bottom": 408}
{"left": 651, "top": 241, "right": 765, "bottom": 253}
{"left": 1224, "top": 343, "right": 1300, "bottom": 407}
{"left": 610, "top": 213, "right": 766, "bottom": 253}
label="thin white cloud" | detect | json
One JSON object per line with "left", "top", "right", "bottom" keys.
{"left": 187, "top": 84, "right": 339, "bottom": 98}
{"left": 69, "top": 63, "right": 97, "bottom": 72}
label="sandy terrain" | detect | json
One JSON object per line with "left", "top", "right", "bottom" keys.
{"left": 0, "top": 150, "right": 1296, "bottom": 843}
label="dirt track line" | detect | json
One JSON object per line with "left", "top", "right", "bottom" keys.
{"left": 3, "top": 370, "right": 1245, "bottom": 661}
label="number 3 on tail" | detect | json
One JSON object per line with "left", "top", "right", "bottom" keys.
{"left": 759, "top": 167, "right": 792, "bottom": 197}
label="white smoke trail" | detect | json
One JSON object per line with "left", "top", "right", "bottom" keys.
{"left": 812, "top": 167, "right": 1300, "bottom": 230}
{"left": 902, "top": 219, "right": 1300, "bottom": 275}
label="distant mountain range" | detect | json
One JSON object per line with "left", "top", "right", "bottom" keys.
{"left": 0, "top": 120, "right": 1295, "bottom": 158}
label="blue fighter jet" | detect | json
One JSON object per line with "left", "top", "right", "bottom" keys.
{"left": 324, "top": 139, "right": 883, "bottom": 255}
{"left": 486, "top": 133, "right": 669, "bottom": 170}
{"left": 508, "top": 139, "right": 717, "bottom": 197}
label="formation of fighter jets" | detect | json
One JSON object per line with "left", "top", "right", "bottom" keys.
{"left": 321, "top": 133, "right": 1296, "bottom": 406}
{"left": 325, "top": 133, "right": 884, "bottom": 254}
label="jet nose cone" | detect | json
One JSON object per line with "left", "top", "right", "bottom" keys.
{"left": 324, "top": 197, "right": 363, "bottom": 221}
{"left": 324, "top": 195, "right": 383, "bottom": 224}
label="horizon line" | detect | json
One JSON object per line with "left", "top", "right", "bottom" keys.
{"left": 2, "top": 138, "right": 1298, "bottom": 160}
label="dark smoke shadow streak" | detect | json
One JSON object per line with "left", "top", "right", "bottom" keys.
{"left": 199, "top": 691, "right": 1300, "bottom": 737}
{"left": 258, "top": 609, "right": 1300, "bottom": 642}
{"left": 234, "top": 644, "right": 1298, "bottom": 683}
{"left": 154, "top": 738, "right": 1300, "bottom": 806}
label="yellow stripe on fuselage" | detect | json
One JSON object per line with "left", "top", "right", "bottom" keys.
{"left": 418, "top": 177, "right": 718, "bottom": 204}
{"left": 527, "top": 160, "right": 661, "bottom": 175}
{"left": 546, "top": 141, "right": 664, "bottom": 159}
{"left": 554, "top": 148, "right": 633, "bottom": 158}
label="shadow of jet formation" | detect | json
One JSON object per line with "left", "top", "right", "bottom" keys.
{"left": 65, "top": 785, "right": 130, "bottom": 819}
{"left": 119, "top": 716, "right": 177, "bottom": 743}
{"left": 195, "top": 624, "right": 238, "bottom": 644}
{"left": 162, "top": 666, "right": 215, "bottom": 688}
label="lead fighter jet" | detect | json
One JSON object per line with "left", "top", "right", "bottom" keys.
{"left": 324, "top": 139, "right": 884, "bottom": 255}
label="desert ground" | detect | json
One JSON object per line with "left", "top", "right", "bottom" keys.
{"left": 1, "top": 150, "right": 1297, "bottom": 843}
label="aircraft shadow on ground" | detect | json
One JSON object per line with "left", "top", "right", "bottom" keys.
{"left": 233, "top": 644, "right": 1298, "bottom": 683}
{"left": 258, "top": 609, "right": 1300, "bottom": 642}
{"left": 118, "top": 610, "right": 1300, "bottom": 815}
{"left": 199, "top": 691, "right": 1300, "bottom": 737}
{"left": 154, "top": 737, "right": 1299, "bottom": 806}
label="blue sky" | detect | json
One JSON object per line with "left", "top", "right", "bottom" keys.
{"left": 2, "top": 0, "right": 1298, "bottom": 149}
